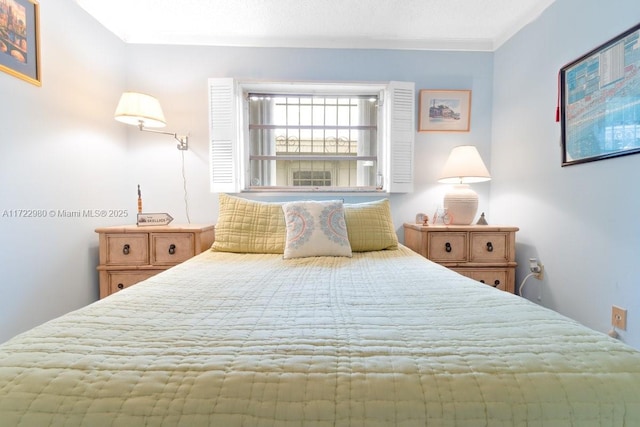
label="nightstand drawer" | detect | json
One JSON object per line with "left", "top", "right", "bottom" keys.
{"left": 403, "top": 224, "right": 518, "bottom": 294}
{"left": 470, "top": 232, "right": 509, "bottom": 262}
{"left": 107, "top": 270, "right": 162, "bottom": 294}
{"left": 104, "top": 234, "right": 149, "bottom": 265}
{"left": 454, "top": 268, "right": 512, "bottom": 293}
{"left": 96, "top": 224, "right": 215, "bottom": 298}
{"left": 151, "top": 232, "right": 195, "bottom": 265}
{"left": 428, "top": 232, "right": 467, "bottom": 262}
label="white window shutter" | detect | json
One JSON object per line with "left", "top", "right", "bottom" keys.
{"left": 208, "top": 78, "right": 240, "bottom": 193}
{"left": 386, "top": 81, "right": 415, "bottom": 193}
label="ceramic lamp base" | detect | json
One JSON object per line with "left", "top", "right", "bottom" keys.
{"left": 443, "top": 184, "right": 478, "bottom": 225}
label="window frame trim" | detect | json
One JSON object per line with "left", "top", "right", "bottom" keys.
{"left": 208, "top": 78, "right": 414, "bottom": 195}
{"left": 241, "top": 81, "right": 385, "bottom": 193}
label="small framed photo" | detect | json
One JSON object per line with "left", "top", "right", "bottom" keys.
{"left": 0, "top": 0, "right": 41, "bottom": 86}
{"left": 419, "top": 89, "right": 471, "bottom": 132}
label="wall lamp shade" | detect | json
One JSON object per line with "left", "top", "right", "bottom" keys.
{"left": 114, "top": 91, "right": 188, "bottom": 150}
{"left": 114, "top": 92, "right": 166, "bottom": 128}
{"left": 438, "top": 145, "right": 491, "bottom": 225}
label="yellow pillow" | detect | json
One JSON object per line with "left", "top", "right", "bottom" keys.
{"left": 212, "top": 194, "right": 286, "bottom": 253}
{"left": 344, "top": 199, "right": 398, "bottom": 251}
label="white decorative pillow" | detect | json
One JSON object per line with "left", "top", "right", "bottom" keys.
{"left": 282, "top": 200, "right": 352, "bottom": 259}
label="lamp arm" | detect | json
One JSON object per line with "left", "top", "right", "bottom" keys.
{"left": 138, "top": 122, "right": 189, "bottom": 150}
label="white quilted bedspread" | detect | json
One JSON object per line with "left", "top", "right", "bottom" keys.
{"left": 1, "top": 246, "right": 640, "bottom": 426}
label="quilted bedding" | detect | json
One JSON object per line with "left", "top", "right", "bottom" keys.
{"left": 1, "top": 246, "right": 640, "bottom": 426}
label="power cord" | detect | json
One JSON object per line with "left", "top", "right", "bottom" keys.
{"left": 518, "top": 272, "right": 537, "bottom": 297}
{"left": 181, "top": 149, "right": 191, "bottom": 224}
{"left": 519, "top": 258, "right": 544, "bottom": 298}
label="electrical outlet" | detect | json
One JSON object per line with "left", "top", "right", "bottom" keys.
{"left": 534, "top": 262, "right": 544, "bottom": 280}
{"left": 612, "top": 306, "right": 627, "bottom": 331}
{"left": 528, "top": 258, "right": 544, "bottom": 280}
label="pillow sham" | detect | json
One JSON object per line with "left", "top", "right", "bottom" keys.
{"left": 344, "top": 199, "right": 398, "bottom": 251}
{"left": 212, "top": 193, "right": 286, "bottom": 253}
{"left": 282, "top": 200, "right": 352, "bottom": 259}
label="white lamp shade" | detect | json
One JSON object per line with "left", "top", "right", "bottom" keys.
{"left": 114, "top": 92, "right": 166, "bottom": 128}
{"left": 438, "top": 145, "right": 491, "bottom": 184}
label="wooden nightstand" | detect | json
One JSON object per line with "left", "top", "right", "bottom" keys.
{"left": 403, "top": 224, "right": 518, "bottom": 293}
{"left": 96, "top": 224, "right": 215, "bottom": 298}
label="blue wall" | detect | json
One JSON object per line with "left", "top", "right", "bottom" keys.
{"left": 0, "top": 0, "right": 128, "bottom": 342}
{"left": 492, "top": 0, "right": 640, "bottom": 347}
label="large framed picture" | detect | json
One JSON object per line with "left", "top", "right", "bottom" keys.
{"left": 560, "top": 22, "right": 640, "bottom": 166}
{"left": 0, "top": 0, "right": 40, "bottom": 86}
{"left": 419, "top": 89, "right": 471, "bottom": 132}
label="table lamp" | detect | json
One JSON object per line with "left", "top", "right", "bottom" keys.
{"left": 438, "top": 145, "right": 491, "bottom": 225}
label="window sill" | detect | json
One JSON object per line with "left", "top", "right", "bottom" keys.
{"left": 240, "top": 188, "right": 388, "bottom": 198}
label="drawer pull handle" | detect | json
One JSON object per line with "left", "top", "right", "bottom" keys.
{"left": 486, "top": 242, "right": 493, "bottom": 252}
{"left": 445, "top": 242, "right": 452, "bottom": 253}
{"left": 479, "top": 279, "right": 501, "bottom": 287}
{"left": 122, "top": 244, "right": 130, "bottom": 255}
{"left": 168, "top": 244, "right": 176, "bottom": 255}
{"left": 117, "top": 283, "right": 124, "bottom": 289}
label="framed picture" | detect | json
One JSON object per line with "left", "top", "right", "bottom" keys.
{"left": 560, "top": 22, "right": 640, "bottom": 166}
{"left": 0, "top": 0, "right": 40, "bottom": 86}
{"left": 419, "top": 89, "right": 471, "bottom": 132}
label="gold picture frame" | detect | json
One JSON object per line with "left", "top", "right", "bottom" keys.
{"left": 0, "top": 0, "right": 41, "bottom": 86}
{"left": 419, "top": 89, "right": 471, "bottom": 132}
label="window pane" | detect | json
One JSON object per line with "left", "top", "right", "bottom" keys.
{"left": 249, "top": 159, "right": 378, "bottom": 188}
{"left": 248, "top": 94, "right": 378, "bottom": 190}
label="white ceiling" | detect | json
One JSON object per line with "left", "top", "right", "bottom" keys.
{"left": 75, "top": 0, "right": 555, "bottom": 51}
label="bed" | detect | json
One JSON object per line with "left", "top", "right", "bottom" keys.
{"left": 1, "top": 195, "right": 640, "bottom": 426}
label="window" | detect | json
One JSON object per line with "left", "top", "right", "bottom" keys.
{"left": 248, "top": 94, "right": 378, "bottom": 190}
{"left": 208, "top": 78, "right": 415, "bottom": 193}
{"left": 292, "top": 170, "right": 332, "bottom": 187}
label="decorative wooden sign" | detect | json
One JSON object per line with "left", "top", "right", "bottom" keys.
{"left": 136, "top": 212, "right": 174, "bottom": 226}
